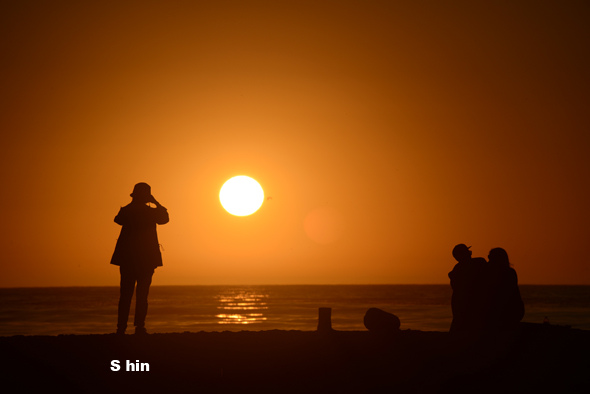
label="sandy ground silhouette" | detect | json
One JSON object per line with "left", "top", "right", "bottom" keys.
{"left": 1, "top": 323, "right": 588, "bottom": 393}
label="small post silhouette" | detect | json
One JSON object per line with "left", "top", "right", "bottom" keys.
{"left": 317, "top": 307, "right": 333, "bottom": 332}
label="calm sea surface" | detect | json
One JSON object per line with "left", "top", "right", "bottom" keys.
{"left": 0, "top": 285, "right": 589, "bottom": 336}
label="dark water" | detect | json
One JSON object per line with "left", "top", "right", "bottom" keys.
{"left": 0, "top": 285, "right": 589, "bottom": 336}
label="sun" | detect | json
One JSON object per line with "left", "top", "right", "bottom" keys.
{"left": 219, "top": 176, "right": 265, "bottom": 216}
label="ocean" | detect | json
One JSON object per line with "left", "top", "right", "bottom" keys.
{"left": 1, "top": 285, "right": 589, "bottom": 336}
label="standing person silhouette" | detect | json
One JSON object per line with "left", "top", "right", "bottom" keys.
{"left": 448, "top": 244, "right": 487, "bottom": 337}
{"left": 111, "top": 183, "right": 169, "bottom": 335}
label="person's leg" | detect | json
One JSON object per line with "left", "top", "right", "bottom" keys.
{"left": 134, "top": 268, "right": 154, "bottom": 333}
{"left": 117, "top": 266, "right": 136, "bottom": 334}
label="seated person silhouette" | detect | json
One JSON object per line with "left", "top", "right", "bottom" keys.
{"left": 110, "top": 183, "right": 169, "bottom": 335}
{"left": 485, "top": 247, "right": 525, "bottom": 331}
{"left": 448, "top": 244, "right": 487, "bottom": 336}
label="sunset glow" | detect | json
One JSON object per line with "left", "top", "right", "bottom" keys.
{"left": 1, "top": 1, "right": 589, "bottom": 287}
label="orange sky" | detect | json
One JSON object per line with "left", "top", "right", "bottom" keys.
{"left": 1, "top": 1, "right": 589, "bottom": 287}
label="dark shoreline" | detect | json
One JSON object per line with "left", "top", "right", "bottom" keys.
{"left": 2, "top": 323, "right": 588, "bottom": 393}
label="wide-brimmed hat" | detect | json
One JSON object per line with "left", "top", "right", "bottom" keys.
{"left": 130, "top": 182, "right": 151, "bottom": 198}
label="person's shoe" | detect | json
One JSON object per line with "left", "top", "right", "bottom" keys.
{"left": 116, "top": 328, "right": 126, "bottom": 335}
{"left": 134, "top": 327, "right": 148, "bottom": 335}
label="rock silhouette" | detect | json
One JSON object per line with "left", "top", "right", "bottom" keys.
{"left": 364, "top": 308, "right": 401, "bottom": 333}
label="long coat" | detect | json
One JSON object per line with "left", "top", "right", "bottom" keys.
{"left": 110, "top": 202, "right": 169, "bottom": 270}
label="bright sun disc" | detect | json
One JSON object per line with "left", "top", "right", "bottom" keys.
{"left": 219, "top": 176, "right": 264, "bottom": 216}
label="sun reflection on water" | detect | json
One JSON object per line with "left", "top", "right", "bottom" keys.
{"left": 216, "top": 289, "right": 269, "bottom": 325}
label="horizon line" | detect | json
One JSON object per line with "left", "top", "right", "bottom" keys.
{"left": 1, "top": 283, "right": 589, "bottom": 289}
